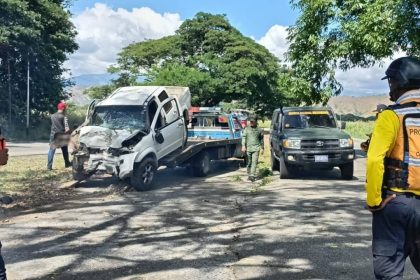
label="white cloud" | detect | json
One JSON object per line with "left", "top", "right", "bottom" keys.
{"left": 257, "top": 25, "right": 289, "bottom": 62}
{"left": 257, "top": 25, "right": 407, "bottom": 96}
{"left": 335, "top": 65, "right": 389, "bottom": 96}
{"left": 65, "top": 3, "right": 182, "bottom": 76}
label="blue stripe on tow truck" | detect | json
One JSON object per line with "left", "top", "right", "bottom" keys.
{"left": 188, "top": 129, "right": 232, "bottom": 139}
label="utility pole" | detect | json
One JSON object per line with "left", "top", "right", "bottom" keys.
{"left": 7, "top": 55, "right": 11, "bottom": 126}
{"left": 26, "top": 53, "right": 30, "bottom": 138}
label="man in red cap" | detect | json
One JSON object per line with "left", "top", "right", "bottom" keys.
{"left": 47, "top": 101, "right": 71, "bottom": 170}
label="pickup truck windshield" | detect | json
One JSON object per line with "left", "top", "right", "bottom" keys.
{"left": 283, "top": 111, "right": 337, "bottom": 129}
{"left": 91, "top": 105, "right": 147, "bottom": 130}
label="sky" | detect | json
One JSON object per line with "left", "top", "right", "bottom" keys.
{"left": 66, "top": 0, "right": 394, "bottom": 96}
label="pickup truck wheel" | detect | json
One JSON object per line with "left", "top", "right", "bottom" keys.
{"left": 130, "top": 157, "right": 157, "bottom": 191}
{"left": 340, "top": 162, "right": 354, "bottom": 180}
{"left": 271, "top": 151, "right": 279, "bottom": 171}
{"left": 72, "top": 157, "right": 88, "bottom": 181}
{"left": 192, "top": 151, "right": 210, "bottom": 177}
{"left": 183, "top": 124, "right": 188, "bottom": 149}
{"left": 279, "top": 155, "right": 290, "bottom": 179}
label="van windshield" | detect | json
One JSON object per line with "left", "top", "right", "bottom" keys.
{"left": 283, "top": 111, "right": 337, "bottom": 129}
{"left": 91, "top": 105, "right": 147, "bottom": 130}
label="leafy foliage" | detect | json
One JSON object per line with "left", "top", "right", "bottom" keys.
{"left": 0, "top": 0, "right": 77, "bottom": 128}
{"left": 287, "top": 0, "right": 420, "bottom": 103}
{"left": 107, "top": 12, "right": 285, "bottom": 116}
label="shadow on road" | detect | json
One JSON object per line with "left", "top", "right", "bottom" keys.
{"left": 1, "top": 157, "right": 418, "bottom": 280}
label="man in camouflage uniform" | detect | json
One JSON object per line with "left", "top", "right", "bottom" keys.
{"left": 241, "top": 116, "right": 264, "bottom": 182}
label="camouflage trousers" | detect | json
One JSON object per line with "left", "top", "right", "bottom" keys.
{"left": 246, "top": 150, "right": 260, "bottom": 177}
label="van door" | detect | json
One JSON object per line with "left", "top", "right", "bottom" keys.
{"left": 270, "top": 111, "right": 281, "bottom": 155}
{"left": 152, "top": 98, "right": 184, "bottom": 159}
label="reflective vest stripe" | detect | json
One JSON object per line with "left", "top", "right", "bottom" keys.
{"left": 394, "top": 108, "right": 420, "bottom": 114}
{"left": 397, "top": 91, "right": 420, "bottom": 103}
{"left": 409, "top": 158, "right": 420, "bottom": 167}
{"left": 406, "top": 119, "right": 420, "bottom": 126}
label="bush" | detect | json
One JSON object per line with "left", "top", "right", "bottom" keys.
{"left": 1, "top": 104, "right": 88, "bottom": 141}
{"left": 344, "top": 121, "right": 374, "bottom": 139}
{"left": 67, "top": 104, "right": 88, "bottom": 129}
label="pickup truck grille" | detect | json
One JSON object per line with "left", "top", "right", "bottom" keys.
{"left": 300, "top": 139, "right": 339, "bottom": 149}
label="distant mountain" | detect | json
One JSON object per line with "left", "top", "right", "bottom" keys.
{"left": 68, "top": 86, "right": 92, "bottom": 106}
{"left": 327, "top": 94, "right": 392, "bottom": 117}
{"left": 70, "top": 73, "right": 118, "bottom": 87}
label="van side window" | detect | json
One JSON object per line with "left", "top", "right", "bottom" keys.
{"left": 165, "top": 99, "right": 180, "bottom": 124}
{"left": 155, "top": 108, "right": 166, "bottom": 129}
{"left": 158, "top": 91, "right": 169, "bottom": 102}
{"left": 148, "top": 100, "right": 158, "bottom": 124}
{"left": 271, "top": 112, "right": 279, "bottom": 130}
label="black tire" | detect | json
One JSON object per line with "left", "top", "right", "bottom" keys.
{"left": 192, "top": 151, "right": 211, "bottom": 177}
{"left": 271, "top": 151, "right": 279, "bottom": 171}
{"left": 72, "top": 156, "right": 88, "bottom": 181}
{"left": 340, "top": 162, "right": 354, "bottom": 180}
{"left": 183, "top": 123, "right": 188, "bottom": 149}
{"left": 130, "top": 157, "right": 157, "bottom": 191}
{"left": 279, "top": 155, "right": 290, "bottom": 179}
{"left": 183, "top": 111, "right": 189, "bottom": 149}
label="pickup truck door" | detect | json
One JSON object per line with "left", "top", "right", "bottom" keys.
{"left": 152, "top": 98, "right": 184, "bottom": 159}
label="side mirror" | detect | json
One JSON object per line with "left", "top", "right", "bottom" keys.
{"left": 155, "top": 130, "right": 164, "bottom": 144}
{"left": 340, "top": 121, "right": 346, "bottom": 130}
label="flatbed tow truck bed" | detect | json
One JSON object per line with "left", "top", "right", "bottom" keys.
{"left": 160, "top": 138, "right": 243, "bottom": 176}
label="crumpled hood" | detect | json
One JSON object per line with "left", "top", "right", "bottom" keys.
{"left": 284, "top": 127, "right": 351, "bottom": 139}
{"left": 79, "top": 126, "right": 135, "bottom": 149}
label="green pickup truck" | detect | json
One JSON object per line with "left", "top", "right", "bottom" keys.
{"left": 269, "top": 106, "right": 355, "bottom": 179}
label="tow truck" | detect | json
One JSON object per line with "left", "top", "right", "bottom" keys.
{"left": 161, "top": 107, "right": 243, "bottom": 178}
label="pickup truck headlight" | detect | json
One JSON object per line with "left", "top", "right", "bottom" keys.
{"left": 283, "top": 139, "right": 301, "bottom": 149}
{"left": 340, "top": 138, "right": 353, "bottom": 148}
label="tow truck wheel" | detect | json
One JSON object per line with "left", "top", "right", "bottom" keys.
{"left": 271, "top": 151, "right": 279, "bottom": 171}
{"left": 192, "top": 151, "right": 210, "bottom": 177}
{"left": 131, "top": 157, "right": 157, "bottom": 191}
{"left": 279, "top": 155, "right": 290, "bottom": 179}
{"left": 340, "top": 162, "right": 354, "bottom": 180}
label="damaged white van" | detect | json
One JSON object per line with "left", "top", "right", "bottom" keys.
{"left": 71, "top": 86, "right": 191, "bottom": 191}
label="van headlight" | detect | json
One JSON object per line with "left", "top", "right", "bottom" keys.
{"left": 283, "top": 139, "right": 301, "bottom": 149}
{"left": 340, "top": 138, "right": 353, "bottom": 148}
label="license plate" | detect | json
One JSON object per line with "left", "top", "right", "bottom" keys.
{"left": 315, "top": 155, "right": 328, "bottom": 162}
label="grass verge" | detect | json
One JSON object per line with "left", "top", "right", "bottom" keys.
{"left": 0, "top": 155, "right": 75, "bottom": 208}
{"left": 344, "top": 121, "right": 374, "bottom": 139}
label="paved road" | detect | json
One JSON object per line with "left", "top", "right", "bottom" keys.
{"left": 7, "top": 142, "right": 59, "bottom": 156}
{"left": 0, "top": 149, "right": 418, "bottom": 279}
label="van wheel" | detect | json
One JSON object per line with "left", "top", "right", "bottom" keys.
{"left": 130, "top": 157, "right": 157, "bottom": 191}
{"left": 340, "top": 162, "right": 354, "bottom": 180}
{"left": 192, "top": 151, "right": 210, "bottom": 177}
{"left": 279, "top": 155, "right": 290, "bottom": 179}
{"left": 271, "top": 151, "right": 279, "bottom": 171}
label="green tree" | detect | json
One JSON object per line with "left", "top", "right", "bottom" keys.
{"left": 0, "top": 0, "right": 78, "bottom": 128}
{"left": 287, "top": 0, "right": 419, "bottom": 104}
{"left": 109, "top": 12, "right": 284, "bottom": 116}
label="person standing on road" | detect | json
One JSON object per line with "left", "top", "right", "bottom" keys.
{"left": 0, "top": 128, "right": 8, "bottom": 280}
{"left": 365, "top": 56, "right": 420, "bottom": 279}
{"left": 47, "top": 101, "right": 71, "bottom": 170}
{"left": 241, "top": 116, "right": 264, "bottom": 182}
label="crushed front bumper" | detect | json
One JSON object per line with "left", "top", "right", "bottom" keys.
{"left": 75, "top": 150, "right": 138, "bottom": 179}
